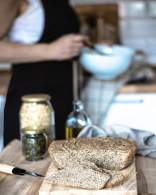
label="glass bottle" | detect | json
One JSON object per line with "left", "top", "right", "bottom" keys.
{"left": 20, "top": 94, "right": 55, "bottom": 161}
{"left": 65, "top": 100, "right": 92, "bottom": 139}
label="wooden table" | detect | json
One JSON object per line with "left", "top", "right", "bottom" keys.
{"left": 0, "top": 140, "right": 156, "bottom": 195}
{"left": 119, "top": 84, "right": 156, "bottom": 94}
{"left": 0, "top": 71, "right": 11, "bottom": 96}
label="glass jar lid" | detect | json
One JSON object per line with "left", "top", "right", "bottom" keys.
{"left": 22, "top": 128, "right": 46, "bottom": 135}
{"left": 22, "top": 94, "right": 51, "bottom": 103}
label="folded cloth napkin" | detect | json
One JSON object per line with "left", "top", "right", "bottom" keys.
{"left": 78, "top": 124, "right": 156, "bottom": 158}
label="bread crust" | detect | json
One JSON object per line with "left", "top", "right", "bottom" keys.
{"left": 46, "top": 162, "right": 110, "bottom": 190}
{"left": 49, "top": 137, "right": 136, "bottom": 170}
{"left": 47, "top": 137, "right": 136, "bottom": 190}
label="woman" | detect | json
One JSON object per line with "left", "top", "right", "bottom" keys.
{"left": 0, "top": 0, "right": 85, "bottom": 145}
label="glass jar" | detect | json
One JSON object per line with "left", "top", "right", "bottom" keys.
{"left": 65, "top": 100, "right": 92, "bottom": 139}
{"left": 21, "top": 129, "right": 48, "bottom": 161}
{"left": 20, "top": 94, "right": 55, "bottom": 160}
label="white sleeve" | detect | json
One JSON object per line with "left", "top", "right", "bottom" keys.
{"left": 8, "top": 0, "right": 45, "bottom": 44}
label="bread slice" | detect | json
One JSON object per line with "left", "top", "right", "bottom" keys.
{"left": 45, "top": 159, "right": 134, "bottom": 190}
{"left": 45, "top": 162, "right": 110, "bottom": 190}
{"left": 49, "top": 137, "right": 136, "bottom": 170}
{"left": 104, "top": 167, "right": 132, "bottom": 188}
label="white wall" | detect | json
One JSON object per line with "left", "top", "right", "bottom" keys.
{"left": 119, "top": 1, "right": 156, "bottom": 65}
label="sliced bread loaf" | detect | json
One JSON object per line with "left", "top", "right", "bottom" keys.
{"left": 46, "top": 162, "right": 110, "bottom": 190}
{"left": 49, "top": 137, "right": 136, "bottom": 170}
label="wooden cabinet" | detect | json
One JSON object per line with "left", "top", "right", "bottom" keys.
{"left": 74, "top": 4, "right": 120, "bottom": 44}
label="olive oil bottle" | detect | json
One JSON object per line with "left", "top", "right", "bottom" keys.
{"left": 65, "top": 100, "right": 92, "bottom": 139}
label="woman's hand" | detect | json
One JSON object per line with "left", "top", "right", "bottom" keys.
{"left": 46, "top": 34, "right": 86, "bottom": 61}
{"left": 0, "top": 34, "right": 87, "bottom": 64}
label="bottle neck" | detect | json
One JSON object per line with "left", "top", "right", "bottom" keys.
{"left": 73, "top": 100, "right": 84, "bottom": 112}
{"left": 74, "top": 105, "right": 84, "bottom": 112}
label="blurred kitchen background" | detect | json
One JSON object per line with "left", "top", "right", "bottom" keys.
{"left": 1, "top": 0, "right": 156, "bottom": 150}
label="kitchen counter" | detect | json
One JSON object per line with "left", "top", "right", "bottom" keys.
{"left": 119, "top": 83, "right": 156, "bottom": 93}
{"left": 0, "top": 140, "right": 51, "bottom": 195}
{"left": 1, "top": 70, "right": 156, "bottom": 96}
{"left": 0, "top": 71, "right": 11, "bottom": 96}
{"left": 0, "top": 140, "right": 156, "bottom": 195}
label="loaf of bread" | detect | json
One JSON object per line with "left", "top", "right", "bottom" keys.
{"left": 49, "top": 137, "right": 136, "bottom": 170}
{"left": 45, "top": 159, "right": 134, "bottom": 190}
{"left": 103, "top": 163, "right": 134, "bottom": 188}
{"left": 46, "top": 162, "right": 110, "bottom": 190}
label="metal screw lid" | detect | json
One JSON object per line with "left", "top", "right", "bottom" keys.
{"left": 22, "top": 94, "right": 51, "bottom": 102}
{"left": 22, "top": 127, "right": 46, "bottom": 135}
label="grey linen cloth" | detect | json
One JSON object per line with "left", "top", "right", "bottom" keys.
{"left": 78, "top": 124, "right": 156, "bottom": 158}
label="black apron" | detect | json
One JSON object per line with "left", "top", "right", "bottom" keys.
{"left": 4, "top": 0, "right": 80, "bottom": 145}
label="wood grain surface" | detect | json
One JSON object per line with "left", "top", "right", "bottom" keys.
{"left": 136, "top": 156, "right": 156, "bottom": 194}
{"left": 0, "top": 71, "right": 11, "bottom": 95}
{"left": 0, "top": 140, "right": 51, "bottom": 195}
{"left": 0, "top": 140, "right": 156, "bottom": 195}
{"left": 39, "top": 159, "right": 137, "bottom": 195}
{"left": 119, "top": 84, "right": 156, "bottom": 94}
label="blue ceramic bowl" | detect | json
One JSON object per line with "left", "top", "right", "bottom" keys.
{"left": 80, "top": 44, "right": 135, "bottom": 80}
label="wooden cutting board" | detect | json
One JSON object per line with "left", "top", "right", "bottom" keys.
{"left": 39, "top": 160, "right": 137, "bottom": 195}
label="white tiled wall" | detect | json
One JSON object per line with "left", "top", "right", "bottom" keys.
{"left": 120, "top": 19, "right": 156, "bottom": 37}
{"left": 71, "top": 0, "right": 156, "bottom": 65}
{"left": 119, "top": 1, "right": 156, "bottom": 65}
{"left": 119, "top": 1, "right": 147, "bottom": 18}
